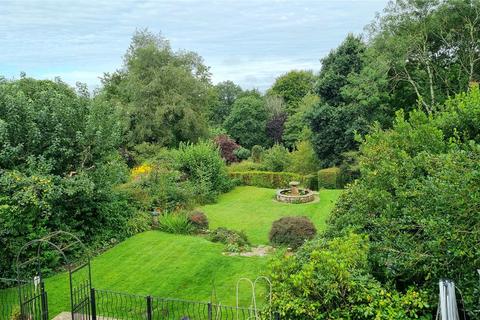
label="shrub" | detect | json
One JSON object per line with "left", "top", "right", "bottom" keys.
{"left": 213, "top": 134, "right": 240, "bottom": 164}
{"left": 339, "top": 151, "right": 360, "bottom": 186}
{"left": 269, "top": 216, "right": 317, "bottom": 249}
{"left": 229, "top": 171, "right": 307, "bottom": 189}
{"left": 234, "top": 147, "right": 251, "bottom": 161}
{"left": 251, "top": 145, "right": 264, "bottom": 163}
{"left": 288, "top": 140, "right": 319, "bottom": 175}
{"left": 175, "top": 141, "right": 233, "bottom": 203}
{"left": 318, "top": 167, "right": 341, "bottom": 189}
{"left": 262, "top": 144, "right": 291, "bottom": 172}
{"left": 227, "top": 161, "right": 264, "bottom": 173}
{"left": 208, "top": 227, "right": 250, "bottom": 251}
{"left": 269, "top": 233, "right": 431, "bottom": 319}
{"left": 188, "top": 210, "right": 209, "bottom": 232}
{"left": 158, "top": 212, "right": 194, "bottom": 234}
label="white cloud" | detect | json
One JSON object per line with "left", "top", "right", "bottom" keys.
{"left": 0, "top": 0, "right": 389, "bottom": 90}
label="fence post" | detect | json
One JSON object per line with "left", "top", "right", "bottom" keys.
{"left": 207, "top": 302, "right": 212, "bottom": 320}
{"left": 90, "top": 288, "right": 97, "bottom": 320}
{"left": 146, "top": 295, "right": 153, "bottom": 320}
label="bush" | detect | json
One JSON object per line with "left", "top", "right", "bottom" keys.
{"left": 339, "top": 151, "right": 360, "bottom": 186}
{"left": 269, "top": 216, "right": 317, "bottom": 249}
{"left": 262, "top": 144, "right": 291, "bottom": 172}
{"left": 269, "top": 233, "right": 431, "bottom": 319}
{"left": 234, "top": 147, "right": 251, "bottom": 161}
{"left": 326, "top": 90, "right": 480, "bottom": 316}
{"left": 213, "top": 135, "right": 240, "bottom": 164}
{"left": 188, "top": 210, "right": 209, "bottom": 232}
{"left": 288, "top": 140, "right": 319, "bottom": 174}
{"left": 158, "top": 212, "right": 194, "bottom": 234}
{"left": 251, "top": 145, "right": 264, "bottom": 163}
{"left": 318, "top": 167, "right": 342, "bottom": 189}
{"left": 175, "top": 141, "right": 233, "bottom": 204}
{"left": 208, "top": 227, "right": 250, "bottom": 252}
{"left": 229, "top": 171, "right": 307, "bottom": 189}
{"left": 227, "top": 161, "right": 264, "bottom": 173}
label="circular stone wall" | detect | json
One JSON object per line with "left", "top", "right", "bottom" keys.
{"left": 276, "top": 189, "right": 315, "bottom": 204}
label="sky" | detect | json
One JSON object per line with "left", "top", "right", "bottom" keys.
{"left": 0, "top": 0, "right": 389, "bottom": 91}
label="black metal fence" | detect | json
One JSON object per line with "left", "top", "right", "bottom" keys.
{"left": 91, "top": 288, "right": 279, "bottom": 320}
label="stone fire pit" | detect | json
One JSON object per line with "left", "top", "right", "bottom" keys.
{"left": 276, "top": 181, "right": 315, "bottom": 204}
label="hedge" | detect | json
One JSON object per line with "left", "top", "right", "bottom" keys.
{"left": 229, "top": 171, "right": 317, "bottom": 189}
{"left": 318, "top": 167, "right": 342, "bottom": 189}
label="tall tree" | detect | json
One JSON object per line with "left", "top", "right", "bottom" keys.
{"left": 223, "top": 95, "right": 268, "bottom": 148}
{"left": 208, "top": 81, "right": 243, "bottom": 125}
{"left": 269, "top": 70, "right": 315, "bottom": 115}
{"left": 101, "top": 29, "right": 212, "bottom": 148}
{"left": 308, "top": 35, "right": 367, "bottom": 166}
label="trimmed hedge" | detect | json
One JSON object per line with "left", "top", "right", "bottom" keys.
{"left": 318, "top": 167, "right": 342, "bottom": 189}
{"left": 229, "top": 171, "right": 311, "bottom": 189}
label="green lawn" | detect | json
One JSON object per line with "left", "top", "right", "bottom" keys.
{"left": 201, "top": 186, "right": 342, "bottom": 244}
{"left": 45, "top": 231, "right": 268, "bottom": 316}
{"left": 33, "top": 186, "right": 341, "bottom": 317}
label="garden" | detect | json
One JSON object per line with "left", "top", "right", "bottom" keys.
{"left": 2, "top": 1, "right": 480, "bottom": 319}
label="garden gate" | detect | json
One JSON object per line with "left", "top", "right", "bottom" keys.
{"left": 14, "top": 231, "right": 92, "bottom": 320}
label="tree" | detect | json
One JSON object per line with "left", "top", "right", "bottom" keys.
{"left": 367, "top": 0, "right": 480, "bottom": 113}
{"left": 223, "top": 96, "right": 268, "bottom": 148}
{"left": 316, "top": 34, "right": 366, "bottom": 105}
{"left": 208, "top": 81, "right": 243, "bottom": 125}
{"left": 0, "top": 77, "right": 139, "bottom": 278}
{"left": 265, "top": 95, "right": 287, "bottom": 144}
{"left": 308, "top": 35, "right": 367, "bottom": 166}
{"left": 100, "top": 29, "right": 212, "bottom": 148}
{"left": 326, "top": 87, "right": 480, "bottom": 316}
{"left": 269, "top": 70, "right": 315, "bottom": 115}
{"left": 282, "top": 94, "right": 318, "bottom": 149}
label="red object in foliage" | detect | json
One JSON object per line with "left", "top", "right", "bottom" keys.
{"left": 213, "top": 134, "right": 240, "bottom": 164}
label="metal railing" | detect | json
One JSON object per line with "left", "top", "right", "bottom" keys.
{"left": 92, "top": 288, "right": 279, "bottom": 320}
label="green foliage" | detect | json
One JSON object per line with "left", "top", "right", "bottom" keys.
{"left": 223, "top": 96, "right": 269, "bottom": 148}
{"left": 282, "top": 94, "right": 317, "bottom": 149}
{"left": 262, "top": 144, "right": 291, "bottom": 172}
{"left": 326, "top": 89, "right": 480, "bottom": 316}
{"left": 268, "top": 70, "right": 315, "bottom": 115}
{"left": 250, "top": 145, "right": 264, "bottom": 163}
{"left": 157, "top": 212, "right": 194, "bottom": 235}
{"left": 338, "top": 151, "right": 360, "bottom": 186}
{"left": 227, "top": 160, "right": 264, "bottom": 173}
{"left": 100, "top": 29, "right": 211, "bottom": 148}
{"left": 208, "top": 80, "right": 243, "bottom": 125}
{"left": 175, "top": 141, "right": 232, "bottom": 204}
{"left": 233, "top": 147, "right": 250, "bottom": 161}
{"left": 0, "top": 78, "right": 137, "bottom": 278}
{"left": 208, "top": 227, "right": 250, "bottom": 252}
{"left": 288, "top": 140, "right": 319, "bottom": 175}
{"left": 229, "top": 171, "right": 307, "bottom": 189}
{"left": 318, "top": 167, "right": 341, "bottom": 189}
{"left": 270, "top": 233, "right": 431, "bottom": 319}
{"left": 316, "top": 34, "right": 366, "bottom": 105}
{"left": 122, "top": 166, "right": 193, "bottom": 213}
{"left": 269, "top": 216, "right": 316, "bottom": 249}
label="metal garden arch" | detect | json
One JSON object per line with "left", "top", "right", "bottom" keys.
{"left": 15, "top": 231, "right": 93, "bottom": 320}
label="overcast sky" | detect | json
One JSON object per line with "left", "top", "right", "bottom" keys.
{"left": 0, "top": 0, "right": 388, "bottom": 91}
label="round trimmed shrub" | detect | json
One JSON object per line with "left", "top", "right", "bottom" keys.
{"left": 234, "top": 147, "right": 251, "bottom": 161}
{"left": 269, "top": 216, "right": 317, "bottom": 249}
{"left": 188, "top": 210, "right": 209, "bottom": 231}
